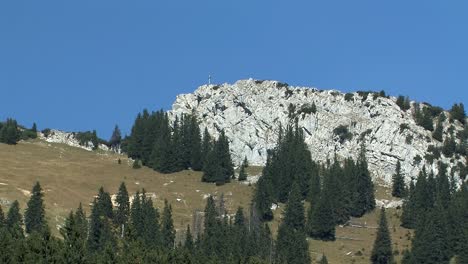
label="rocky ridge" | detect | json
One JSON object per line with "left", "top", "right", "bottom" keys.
{"left": 170, "top": 79, "right": 467, "bottom": 185}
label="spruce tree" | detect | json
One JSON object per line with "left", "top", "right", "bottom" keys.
{"left": 24, "top": 182, "right": 46, "bottom": 234}
{"left": 401, "top": 179, "right": 416, "bottom": 228}
{"left": 0, "top": 205, "right": 5, "bottom": 227}
{"left": 114, "top": 182, "right": 130, "bottom": 235}
{"left": 238, "top": 163, "right": 247, "bottom": 181}
{"left": 109, "top": 125, "right": 122, "bottom": 150}
{"left": 91, "top": 130, "right": 99, "bottom": 150}
{"left": 354, "top": 142, "right": 375, "bottom": 216}
{"left": 189, "top": 115, "right": 203, "bottom": 171}
{"left": 253, "top": 172, "right": 274, "bottom": 221}
{"left": 184, "top": 225, "right": 193, "bottom": 250}
{"left": 161, "top": 199, "right": 176, "bottom": 249}
{"left": 432, "top": 117, "right": 443, "bottom": 142}
{"left": 307, "top": 191, "right": 335, "bottom": 241}
{"left": 411, "top": 206, "right": 449, "bottom": 264}
{"left": 6, "top": 200, "right": 23, "bottom": 239}
{"left": 276, "top": 182, "right": 310, "bottom": 264}
{"left": 391, "top": 161, "right": 406, "bottom": 198}
{"left": 370, "top": 207, "right": 393, "bottom": 264}
{"left": 60, "top": 210, "right": 87, "bottom": 263}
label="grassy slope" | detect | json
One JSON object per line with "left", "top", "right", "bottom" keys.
{"left": 0, "top": 139, "right": 413, "bottom": 263}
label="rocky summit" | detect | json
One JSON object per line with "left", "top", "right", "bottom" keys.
{"left": 170, "top": 79, "right": 466, "bottom": 185}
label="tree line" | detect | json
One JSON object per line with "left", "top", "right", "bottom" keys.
{"left": 124, "top": 110, "right": 234, "bottom": 185}
{"left": 0, "top": 181, "right": 293, "bottom": 264}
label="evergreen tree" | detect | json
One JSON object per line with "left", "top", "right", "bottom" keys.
{"left": 351, "top": 142, "right": 375, "bottom": 217}
{"left": 253, "top": 170, "right": 274, "bottom": 221}
{"left": 238, "top": 162, "right": 248, "bottom": 181}
{"left": 370, "top": 208, "right": 393, "bottom": 264}
{"left": 201, "top": 127, "right": 212, "bottom": 169}
{"left": 243, "top": 156, "right": 249, "bottom": 168}
{"left": 276, "top": 182, "right": 310, "bottom": 264}
{"left": 109, "top": 125, "right": 122, "bottom": 150}
{"left": 411, "top": 206, "right": 450, "bottom": 264}
{"left": 184, "top": 225, "right": 193, "bottom": 250}
{"left": 61, "top": 209, "right": 87, "bottom": 263}
{"left": 432, "top": 116, "right": 444, "bottom": 142}
{"left": 401, "top": 179, "right": 416, "bottom": 228}
{"left": 6, "top": 200, "right": 23, "bottom": 239}
{"left": 0, "top": 118, "right": 20, "bottom": 144}
{"left": 161, "top": 199, "right": 176, "bottom": 249}
{"left": 0, "top": 205, "right": 4, "bottom": 227}
{"left": 307, "top": 191, "right": 335, "bottom": 241}
{"left": 91, "top": 130, "right": 99, "bottom": 150}
{"left": 450, "top": 103, "right": 466, "bottom": 124}
{"left": 189, "top": 115, "right": 203, "bottom": 171}
{"left": 114, "top": 182, "right": 130, "bottom": 236}
{"left": 391, "top": 161, "right": 406, "bottom": 198}
{"left": 24, "top": 182, "right": 46, "bottom": 234}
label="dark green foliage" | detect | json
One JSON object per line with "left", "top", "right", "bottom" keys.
{"left": 108, "top": 125, "right": 122, "bottom": 150}
{"left": 307, "top": 190, "right": 335, "bottom": 241}
{"left": 333, "top": 124, "right": 353, "bottom": 143}
{"left": 414, "top": 105, "right": 434, "bottom": 131}
{"left": 0, "top": 205, "right": 4, "bottom": 226}
{"left": 130, "top": 190, "right": 162, "bottom": 248}
{"left": 114, "top": 182, "right": 130, "bottom": 232}
{"left": 276, "top": 183, "right": 310, "bottom": 264}
{"left": 132, "top": 159, "right": 141, "bottom": 169}
{"left": 24, "top": 182, "right": 46, "bottom": 234}
{"left": 370, "top": 208, "right": 393, "bottom": 264}
{"left": 450, "top": 103, "right": 466, "bottom": 124}
{"left": 298, "top": 102, "right": 317, "bottom": 116}
{"left": 60, "top": 205, "right": 88, "bottom": 263}
{"left": 21, "top": 122, "right": 38, "bottom": 140}
{"left": 349, "top": 143, "right": 375, "bottom": 217}
{"left": 126, "top": 110, "right": 205, "bottom": 173}
{"left": 87, "top": 187, "right": 115, "bottom": 253}
{"left": 161, "top": 199, "right": 176, "bottom": 249}
{"left": 396, "top": 95, "right": 411, "bottom": 111}
{"left": 411, "top": 206, "right": 450, "bottom": 264}
{"left": 0, "top": 118, "right": 20, "bottom": 144}
{"left": 6, "top": 200, "right": 23, "bottom": 239}
{"left": 184, "top": 225, "right": 193, "bottom": 250}
{"left": 392, "top": 161, "right": 406, "bottom": 198}
{"left": 75, "top": 130, "right": 102, "bottom": 150}
{"left": 238, "top": 161, "right": 248, "bottom": 181}
{"left": 202, "top": 130, "right": 234, "bottom": 185}
{"left": 253, "top": 167, "right": 274, "bottom": 221}
{"left": 442, "top": 136, "right": 456, "bottom": 157}
{"left": 432, "top": 116, "right": 444, "bottom": 141}
{"left": 344, "top": 93, "right": 354, "bottom": 101}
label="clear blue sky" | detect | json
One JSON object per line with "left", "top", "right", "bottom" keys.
{"left": 1, "top": 1, "right": 467, "bottom": 139}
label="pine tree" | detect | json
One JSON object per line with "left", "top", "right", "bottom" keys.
{"left": 238, "top": 163, "right": 247, "bottom": 181}
{"left": 6, "top": 200, "right": 23, "bottom": 239}
{"left": 0, "top": 118, "right": 20, "bottom": 144}
{"left": 243, "top": 156, "right": 249, "bottom": 168}
{"left": 109, "top": 125, "right": 122, "bottom": 150}
{"left": 114, "top": 182, "right": 130, "bottom": 235}
{"left": 370, "top": 208, "right": 393, "bottom": 264}
{"left": 432, "top": 116, "right": 444, "bottom": 142}
{"left": 253, "top": 171, "right": 274, "bottom": 221}
{"left": 161, "top": 199, "right": 176, "bottom": 249}
{"left": 411, "top": 206, "right": 449, "bottom": 264}
{"left": 391, "top": 161, "right": 406, "bottom": 198}
{"left": 352, "top": 142, "right": 375, "bottom": 216}
{"left": 276, "top": 182, "right": 310, "bottom": 264}
{"left": 307, "top": 191, "right": 335, "bottom": 241}
{"left": 184, "top": 225, "right": 193, "bottom": 250}
{"left": 401, "top": 179, "right": 416, "bottom": 228}
{"left": 24, "top": 182, "right": 46, "bottom": 234}
{"left": 60, "top": 209, "right": 87, "bottom": 263}
{"left": 91, "top": 130, "right": 99, "bottom": 150}
{"left": 189, "top": 115, "right": 203, "bottom": 171}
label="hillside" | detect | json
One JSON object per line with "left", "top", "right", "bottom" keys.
{"left": 170, "top": 79, "right": 467, "bottom": 185}
{"left": 0, "top": 138, "right": 416, "bottom": 263}
{"left": 0, "top": 139, "right": 254, "bottom": 237}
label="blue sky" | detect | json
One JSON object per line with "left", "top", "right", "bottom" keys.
{"left": 1, "top": 1, "right": 467, "bottom": 139}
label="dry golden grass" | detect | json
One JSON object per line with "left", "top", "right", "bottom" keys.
{"left": 0, "top": 139, "right": 254, "bottom": 236}
{"left": 0, "top": 139, "right": 414, "bottom": 263}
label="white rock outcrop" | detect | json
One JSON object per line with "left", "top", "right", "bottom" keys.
{"left": 170, "top": 79, "right": 466, "bottom": 185}
{"left": 39, "top": 129, "right": 109, "bottom": 152}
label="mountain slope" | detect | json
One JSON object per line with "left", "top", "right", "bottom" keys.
{"left": 171, "top": 79, "right": 466, "bottom": 184}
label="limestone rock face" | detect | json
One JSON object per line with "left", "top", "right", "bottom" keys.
{"left": 39, "top": 129, "right": 109, "bottom": 152}
{"left": 170, "top": 79, "right": 466, "bottom": 185}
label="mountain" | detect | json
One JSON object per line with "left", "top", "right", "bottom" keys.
{"left": 170, "top": 79, "right": 466, "bottom": 185}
